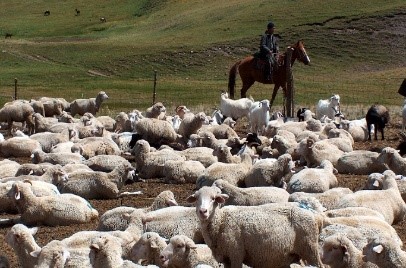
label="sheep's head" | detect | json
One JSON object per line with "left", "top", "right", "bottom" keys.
{"left": 186, "top": 186, "right": 229, "bottom": 221}
{"left": 160, "top": 235, "right": 197, "bottom": 267}
{"left": 131, "top": 232, "right": 168, "bottom": 265}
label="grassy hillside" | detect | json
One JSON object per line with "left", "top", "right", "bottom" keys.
{"left": 0, "top": 0, "right": 405, "bottom": 115}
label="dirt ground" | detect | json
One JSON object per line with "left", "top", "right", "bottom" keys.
{"left": 0, "top": 120, "right": 405, "bottom": 268}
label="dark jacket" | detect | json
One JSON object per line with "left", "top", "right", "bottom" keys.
{"left": 259, "top": 33, "right": 279, "bottom": 58}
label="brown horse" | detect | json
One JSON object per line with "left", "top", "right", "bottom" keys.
{"left": 228, "top": 40, "right": 310, "bottom": 107}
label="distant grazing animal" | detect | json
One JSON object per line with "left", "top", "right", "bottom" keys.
{"left": 365, "top": 104, "right": 390, "bottom": 141}
{"left": 100, "top": 17, "right": 106, "bottom": 23}
{"left": 228, "top": 40, "right": 310, "bottom": 109}
{"left": 44, "top": 10, "right": 50, "bottom": 16}
{"left": 75, "top": 8, "right": 80, "bottom": 16}
{"left": 4, "top": 33, "right": 12, "bottom": 39}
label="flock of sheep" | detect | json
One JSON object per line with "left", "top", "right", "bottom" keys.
{"left": 0, "top": 90, "right": 405, "bottom": 267}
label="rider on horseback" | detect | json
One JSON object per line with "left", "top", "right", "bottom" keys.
{"left": 259, "top": 21, "right": 279, "bottom": 81}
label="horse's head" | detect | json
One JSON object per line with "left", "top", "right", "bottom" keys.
{"left": 292, "top": 40, "right": 310, "bottom": 65}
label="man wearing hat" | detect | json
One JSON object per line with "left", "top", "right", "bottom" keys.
{"left": 259, "top": 21, "right": 279, "bottom": 81}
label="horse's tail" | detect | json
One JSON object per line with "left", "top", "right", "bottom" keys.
{"left": 228, "top": 61, "right": 240, "bottom": 99}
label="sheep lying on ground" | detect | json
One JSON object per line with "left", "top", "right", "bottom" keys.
{"left": 364, "top": 172, "right": 406, "bottom": 202}
{"left": 130, "top": 232, "right": 167, "bottom": 266}
{"left": 219, "top": 92, "right": 253, "bottom": 120}
{"left": 132, "top": 139, "right": 185, "bottom": 179}
{"left": 178, "top": 112, "right": 207, "bottom": 139}
{"left": 244, "top": 154, "right": 294, "bottom": 187}
{"left": 30, "top": 130, "right": 74, "bottom": 153}
{"left": 70, "top": 91, "right": 109, "bottom": 117}
{"left": 163, "top": 159, "right": 206, "bottom": 184}
{"left": 212, "top": 144, "right": 241, "bottom": 163}
{"left": 334, "top": 170, "right": 406, "bottom": 225}
{"left": 297, "top": 137, "right": 344, "bottom": 167}
{"left": 97, "top": 190, "right": 178, "bottom": 231}
{"left": 31, "top": 149, "right": 85, "bottom": 166}
{"left": 7, "top": 181, "right": 98, "bottom": 226}
{"left": 337, "top": 150, "right": 387, "bottom": 175}
{"left": 0, "top": 137, "right": 42, "bottom": 158}
{"left": 160, "top": 235, "right": 220, "bottom": 268}
{"left": 179, "top": 147, "right": 217, "bottom": 168}
{"left": 316, "top": 94, "right": 340, "bottom": 120}
{"left": 362, "top": 235, "right": 406, "bottom": 267}
{"left": 72, "top": 136, "right": 121, "bottom": 159}
{"left": 186, "top": 186, "right": 324, "bottom": 268}
{"left": 196, "top": 153, "right": 252, "bottom": 188}
{"left": 54, "top": 163, "right": 139, "bottom": 199}
{"left": 145, "top": 102, "right": 166, "bottom": 119}
{"left": 287, "top": 160, "right": 338, "bottom": 193}
{"left": 213, "top": 179, "right": 289, "bottom": 206}
{"left": 0, "top": 159, "right": 21, "bottom": 178}
{"left": 32, "top": 113, "right": 58, "bottom": 133}
{"left": 366, "top": 104, "right": 390, "bottom": 141}
{"left": 132, "top": 118, "right": 181, "bottom": 148}
{"left": 83, "top": 154, "right": 132, "bottom": 172}
{"left": 377, "top": 147, "right": 406, "bottom": 176}
{"left": 5, "top": 223, "right": 41, "bottom": 268}
{"left": 289, "top": 187, "right": 353, "bottom": 210}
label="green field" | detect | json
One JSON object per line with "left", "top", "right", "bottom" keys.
{"left": 0, "top": 0, "right": 405, "bottom": 117}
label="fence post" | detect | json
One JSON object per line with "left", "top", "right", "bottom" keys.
{"left": 14, "top": 78, "right": 18, "bottom": 100}
{"left": 285, "top": 48, "right": 294, "bottom": 117}
{"left": 152, "top": 70, "right": 157, "bottom": 105}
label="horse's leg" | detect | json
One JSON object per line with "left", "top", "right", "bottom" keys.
{"left": 270, "top": 84, "right": 279, "bottom": 108}
{"left": 241, "top": 79, "right": 254, "bottom": 99}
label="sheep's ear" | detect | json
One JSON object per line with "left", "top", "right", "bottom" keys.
{"left": 122, "top": 213, "right": 131, "bottom": 221}
{"left": 90, "top": 243, "right": 99, "bottom": 250}
{"left": 166, "top": 199, "right": 178, "bottom": 206}
{"left": 30, "top": 227, "right": 39, "bottom": 235}
{"left": 215, "top": 194, "right": 229, "bottom": 204}
{"left": 373, "top": 244, "right": 384, "bottom": 254}
{"left": 14, "top": 186, "right": 21, "bottom": 200}
{"left": 150, "top": 240, "right": 159, "bottom": 249}
{"left": 373, "top": 180, "right": 380, "bottom": 187}
{"left": 30, "top": 249, "right": 41, "bottom": 258}
{"left": 332, "top": 168, "right": 338, "bottom": 175}
{"left": 186, "top": 240, "right": 197, "bottom": 249}
{"left": 186, "top": 194, "right": 197, "bottom": 203}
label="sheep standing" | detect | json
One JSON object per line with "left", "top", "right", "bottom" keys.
{"left": 70, "top": 91, "right": 109, "bottom": 117}
{"left": 145, "top": 102, "right": 166, "bottom": 119}
{"left": 219, "top": 92, "right": 253, "bottom": 120}
{"left": 366, "top": 104, "right": 389, "bottom": 140}
{"left": 0, "top": 102, "right": 34, "bottom": 135}
{"left": 160, "top": 235, "right": 220, "bottom": 268}
{"left": 8, "top": 181, "right": 99, "bottom": 226}
{"left": 316, "top": 94, "right": 340, "bottom": 120}
{"left": 186, "top": 186, "right": 324, "bottom": 268}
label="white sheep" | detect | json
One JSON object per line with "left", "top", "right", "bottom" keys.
{"left": 145, "top": 102, "right": 166, "bottom": 119}
{"left": 132, "top": 139, "right": 185, "bottom": 179}
{"left": 316, "top": 94, "right": 340, "bottom": 120}
{"left": 186, "top": 186, "right": 324, "bottom": 268}
{"left": 287, "top": 160, "right": 338, "bottom": 193}
{"left": 38, "top": 98, "right": 64, "bottom": 117}
{"left": 212, "top": 179, "right": 289, "bottom": 206}
{"left": 364, "top": 172, "right": 406, "bottom": 203}
{"left": 377, "top": 146, "right": 406, "bottom": 176}
{"left": 362, "top": 235, "right": 406, "bottom": 267}
{"left": 110, "top": 132, "right": 135, "bottom": 154}
{"left": 0, "top": 159, "right": 21, "bottom": 178}
{"left": 30, "top": 130, "right": 75, "bottom": 153}
{"left": 7, "top": 181, "right": 99, "bottom": 226}
{"left": 244, "top": 153, "right": 294, "bottom": 187}
{"left": 97, "top": 190, "right": 178, "bottom": 231}
{"left": 130, "top": 232, "right": 168, "bottom": 266}
{"left": 297, "top": 136, "right": 344, "bottom": 167}
{"left": 32, "top": 112, "right": 59, "bottom": 133}
{"left": 178, "top": 112, "right": 208, "bottom": 139}
{"left": 54, "top": 163, "right": 139, "bottom": 199}
{"left": 163, "top": 159, "right": 206, "bottom": 184}
{"left": 340, "top": 119, "right": 369, "bottom": 142}
{"left": 133, "top": 118, "right": 181, "bottom": 147}
{"left": 334, "top": 170, "right": 406, "bottom": 225}
{"left": 160, "top": 235, "right": 220, "bottom": 268}
{"left": 5, "top": 223, "right": 41, "bottom": 268}
{"left": 0, "top": 137, "right": 42, "bottom": 158}
{"left": 212, "top": 144, "right": 241, "bottom": 163}
{"left": 196, "top": 153, "right": 253, "bottom": 188}
{"left": 248, "top": 99, "right": 270, "bottom": 134}
{"left": 70, "top": 91, "right": 109, "bottom": 117}
{"left": 31, "top": 149, "right": 85, "bottom": 166}
{"left": 72, "top": 136, "right": 121, "bottom": 159}
{"left": 0, "top": 102, "right": 35, "bottom": 135}
{"left": 114, "top": 112, "right": 133, "bottom": 133}
{"left": 83, "top": 154, "right": 132, "bottom": 172}
{"left": 179, "top": 147, "right": 217, "bottom": 168}
{"left": 96, "top": 115, "right": 116, "bottom": 132}
{"left": 219, "top": 92, "right": 253, "bottom": 120}
{"left": 337, "top": 150, "right": 387, "bottom": 175}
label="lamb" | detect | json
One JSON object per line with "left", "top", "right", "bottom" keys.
{"left": 163, "top": 159, "right": 206, "bottom": 184}
{"left": 0, "top": 101, "right": 35, "bottom": 135}
{"left": 31, "top": 149, "right": 85, "bottom": 166}
{"left": 83, "top": 154, "right": 132, "bottom": 172}
{"left": 130, "top": 232, "right": 167, "bottom": 266}
{"left": 248, "top": 99, "right": 270, "bottom": 134}
{"left": 377, "top": 147, "right": 406, "bottom": 176}
{"left": 270, "top": 134, "right": 299, "bottom": 159}
{"left": 132, "top": 118, "right": 181, "bottom": 147}
{"left": 219, "top": 92, "right": 253, "bottom": 120}
{"left": 337, "top": 150, "right": 387, "bottom": 175}
{"left": 212, "top": 144, "right": 241, "bottom": 163}
{"left": 287, "top": 160, "right": 338, "bottom": 193}
{"left": 145, "top": 102, "right": 166, "bottom": 119}
{"left": 0, "top": 137, "right": 42, "bottom": 158}
{"left": 5, "top": 223, "right": 41, "bottom": 268}
{"left": 132, "top": 139, "right": 185, "bottom": 179}
{"left": 7, "top": 181, "right": 99, "bottom": 226}
{"left": 97, "top": 190, "right": 178, "bottom": 231}
{"left": 53, "top": 163, "right": 139, "bottom": 199}
{"left": 244, "top": 153, "right": 294, "bottom": 187}
{"left": 196, "top": 153, "right": 253, "bottom": 188}
{"left": 178, "top": 112, "right": 208, "bottom": 139}
{"left": 366, "top": 104, "right": 390, "bottom": 141}
{"left": 297, "top": 136, "right": 344, "bottom": 167}
{"left": 186, "top": 186, "right": 324, "bottom": 268}
{"left": 72, "top": 136, "right": 121, "bottom": 159}
{"left": 70, "top": 91, "right": 109, "bottom": 117}
{"left": 362, "top": 235, "right": 406, "bottom": 267}
{"left": 334, "top": 170, "right": 406, "bottom": 225}
{"left": 316, "top": 94, "right": 340, "bottom": 120}
{"left": 160, "top": 235, "right": 220, "bottom": 268}
{"left": 289, "top": 187, "right": 353, "bottom": 210}
{"left": 212, "top": 179, "right": 289, "bottom": 206}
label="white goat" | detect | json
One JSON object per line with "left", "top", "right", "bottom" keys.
{"left": 316, "top": 94, "right": 340, "bottom": 120}
{"left": 248, "top": 99, "right": 270, "bottom": 134}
